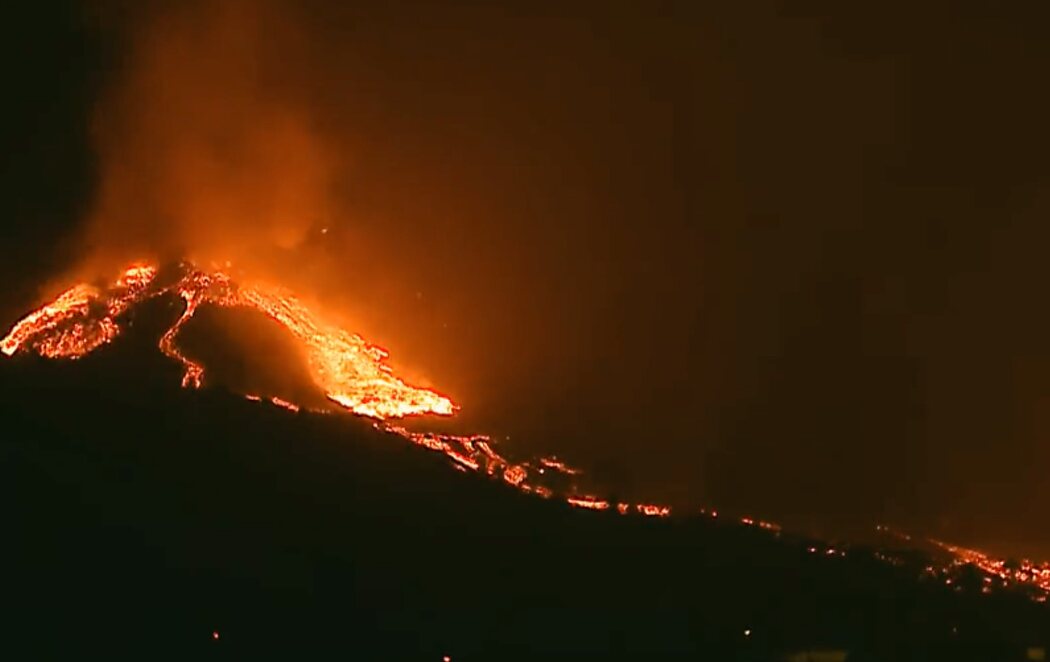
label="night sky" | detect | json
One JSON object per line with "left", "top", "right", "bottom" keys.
{"left": 2, "top": 1, "right": 1050, "bottom": 558}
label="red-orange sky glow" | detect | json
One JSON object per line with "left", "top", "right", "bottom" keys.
{"left": 4, "top": 0, "right": 1050, "bottom": 559}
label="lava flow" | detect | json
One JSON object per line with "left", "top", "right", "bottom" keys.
{"left": 1, "top": 264, "right": 156, "bottom": 360}
{"left": 1, "top": 261, "right": 673, "bottom": 515}
{"left": 2, "top": 263, "right": 454, "bottom": 419}
{"left": 867, "top": 525, "right": 1050, "bottom": 602}
{"left": 930, "top": 539, "right": 1050, "bottom": 599}
{"left": 8, "top": 261, "right": 1050, "bottom": 601}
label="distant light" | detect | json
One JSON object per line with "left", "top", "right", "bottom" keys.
{"left": 744, "top": 629, "right": 751, "bottom": 637}
{"left": 212, "top": 631, "right": 220, "bottom": 641}
{"left": 443, "top": 657, "right": 451, "bottom": 662}
{"left": 321, "top": 227, "right": 329, "bottom": 234}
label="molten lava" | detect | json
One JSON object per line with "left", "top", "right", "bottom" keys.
{"left": 3, "top": 263, "right": 454, "bottom": 419}
{"left": 0, "top": 263, "right": 584, "bottom": 504}
{"left": 12, "top": 262, "right": 1050, "bottom": 600}
{"left": 870, "top": 525, "right": 1050, "bottom": 602}
{"left": 1, "top": 264, "right": 157, "bottom": 359}
{"left": 1, "top": 261, "right": 675, "bottom": 516}
{"left": 931, "top": 539, "right": 1050, "bottom": 597}
{"left": 171, "top": 269, "right": 456, "bottom": 418}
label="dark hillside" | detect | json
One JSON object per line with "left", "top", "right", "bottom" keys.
{"left": 0, "top": 308, "right": 1046, "bottom": 659}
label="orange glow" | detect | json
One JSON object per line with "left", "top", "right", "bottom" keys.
{"left": 872, "top": 527, "right": 1050, "bottom": 601}
{"left": 446, "top": 449, "right": 480, "bottom": 472}
{"left": 270, "top": 396, "right": 300, "bottom": 413}
{"left": 234, "top": 280, "right": 455, "bottom": 419}
{"left": 502, "top": 466, "right": 527, "bottom": 486}
{"left": 1, "top": 264, "right": 157, "bottom": 358}
{"left": 635, "top": 504, "right": 671, "bottom": 517}
{"left": 566, "top": 496, "right": 610, "bottom": 511}
{"left": 2, "top": 260, "right": 686, "bottom": 522}
{"left": 3, "top": 262, "right": 452, "bottom": 419}
{"left": 930, "top": 539, "right": 1050, "bottom": 598}
{"left": 739, "top": 516, "right": 781, "bottom": 532}
{"left": 539, "top": 457, "right": 582, "bottom": 476}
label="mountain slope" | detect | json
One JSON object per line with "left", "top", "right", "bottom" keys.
{"left": 0, "top": 307, "right": 1047, "bottom": 660}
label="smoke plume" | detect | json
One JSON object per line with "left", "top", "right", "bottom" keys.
{"left": 81, "top": 0, "right": 332, "bottom": 273}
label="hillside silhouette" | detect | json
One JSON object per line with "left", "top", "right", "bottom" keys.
{"left": 1, "top": 300, "right": 1046, "bottom": 660}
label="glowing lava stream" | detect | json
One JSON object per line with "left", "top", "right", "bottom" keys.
{"left": 2, "top": 263, "right": 455, "bottom": 418}
{"left": 1, "top": 261, "right": 670, "bottom": 515}
{"left": 7, "top": 262, "right": 1050, "bottom": 601}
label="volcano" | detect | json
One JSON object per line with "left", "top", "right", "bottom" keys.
{"left": 2, "top": 264, "right": 1049, "bottom": 659}
{"left": 0, "top": 261, "right": 593, "bottom": 502}
{"left": 0, "top": 261, "right": 455, "bottom": 418}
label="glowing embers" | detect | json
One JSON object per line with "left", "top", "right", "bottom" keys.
{"left": 634, "top": 503, "right": 671, "bottom": 517}
{"left": 565, "top": 499, "right": 671, "bottom": 517}
{"left": 539, "top": 457, "right": 582, "bottom": 476}
{"left": 871, "top": 526, "right": 1050, "bottom": 602}
{"left": 566, "top": 496, "right": 610, "bottom": 510}
{"left": 385, "top": 426, "right": 644, "bottom": 510}
{"left": 930, "top": 539, "right": 1050, "bottom": 599}
{"left": 740, "top": 517, "right": 781, "bottom": 532}
{"left": 385, "top": 426, "right": 527, "bottom": 483}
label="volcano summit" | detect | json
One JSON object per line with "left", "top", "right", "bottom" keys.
{"left": 1, "top": 261, "right": 455, "bottom": 419}
{"left": 1, "top": 260, "right": 611, "bottom": 508}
